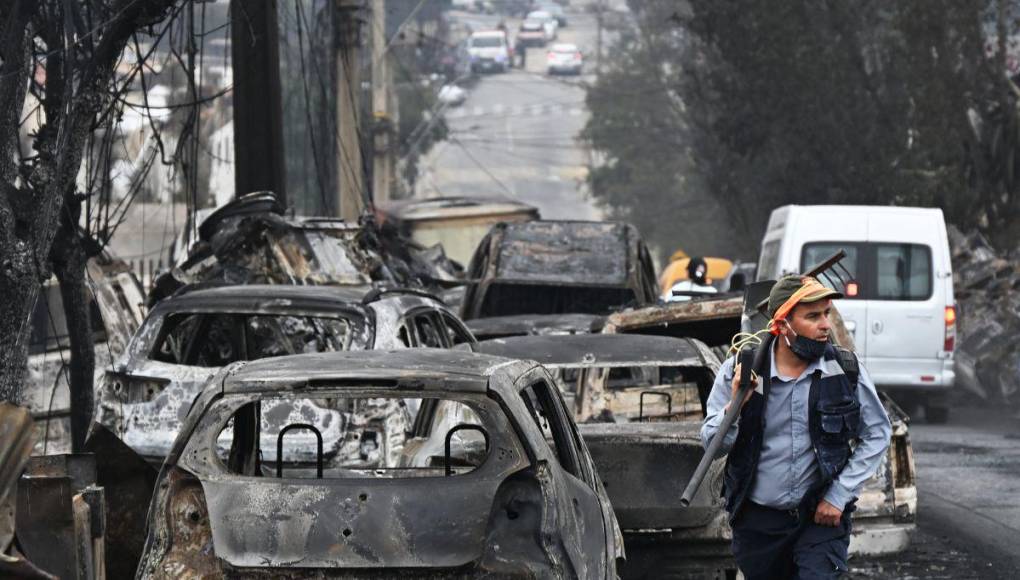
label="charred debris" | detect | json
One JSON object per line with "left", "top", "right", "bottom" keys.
{"left": 2, "top": 203, "right": 923, "bottom": 578}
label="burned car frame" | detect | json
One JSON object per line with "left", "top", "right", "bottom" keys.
{"left": 460, "top": 220, "right": 659, "bottom": 320}
{"left": 137, "top": 349, "right": 622, "bottom": 578}
{"left": 477, "top": 334, "right": 732, "bottom": 577}
{"left": 97, "top": 284, "right": 476, "bottom": 463}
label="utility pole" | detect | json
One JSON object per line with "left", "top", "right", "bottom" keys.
{"left": 371, "top": 0, "right": 396, "bottom": 205}
{"left": 595, "top": 0, "right": 605, "bottom": 75}
{"left": 336, "top": 0, "right": 366, "bottom": 220}
{"left": 230, "top": 0, "right": 287, "bottom": 206}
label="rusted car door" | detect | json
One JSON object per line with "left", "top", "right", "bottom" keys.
{"left": 514, "top": 369, "right": 615, "bottom": 578}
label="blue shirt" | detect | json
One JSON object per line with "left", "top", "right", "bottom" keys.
{"left": 700, "top": 344, "right": 892, "bottom": 510}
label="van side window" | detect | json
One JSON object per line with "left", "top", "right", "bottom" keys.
{"left": 875, "top": 244, "right": 931, "bottom": 300}
{"left": 758, "top": 240, "right": 781, "bottom": 281}
{"left": 801, "top": 243, "right": 861, "bottom": 295}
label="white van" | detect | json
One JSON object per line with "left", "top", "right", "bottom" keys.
{"left": 757, "top": 205, "right": 956, "bottom": 422}
{"left": 467, "top": 31, "right": 511, "bottom": 74}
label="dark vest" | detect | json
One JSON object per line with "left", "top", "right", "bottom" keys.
{"left": 722, "top": 340, "right": 861, "bottom": 521}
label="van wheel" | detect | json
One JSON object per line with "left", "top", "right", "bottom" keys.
{"left": 925, "top": 404, "right": 949, "bottom": 424}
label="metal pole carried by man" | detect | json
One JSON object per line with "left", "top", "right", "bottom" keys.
{"left": 700, "top": 275, "right": 892, "bottom": 579}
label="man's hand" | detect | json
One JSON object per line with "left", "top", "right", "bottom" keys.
{"left": 723, "top": 362, "right": 757, "bottom": 413}
{"left": 814, "top": 500, "right": 843, "bottom": 527}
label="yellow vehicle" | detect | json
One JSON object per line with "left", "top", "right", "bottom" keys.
{"left": 377, "top": 197, "right": 539, "bottom": 266}
{"left": 659, "top": 256, "right": 733, "bottom": 295}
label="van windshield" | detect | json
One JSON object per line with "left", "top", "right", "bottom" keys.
{"left": 470, "top": 36, "right": 503, "bottom": 48}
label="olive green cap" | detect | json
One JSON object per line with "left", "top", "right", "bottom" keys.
{"left": 767, "top": 275, "right": 843, "bottom": 317}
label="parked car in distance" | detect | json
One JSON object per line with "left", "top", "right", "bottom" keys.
{"left": 97, "top": 285, "right": 476, "bottom": 463}
{"left": 517, "top": 18, "right": 548, "bottom": 47}
{"left": 137, "top": 349, "right": 623, "bottom": 578}
{"left": 467, "top": 30, "right": 511, "bottom": 73}
{"left": 536, "top": 2, "right": 567, "bottom": 26}
{"left": 438, "top": 83, "right": 467, "bottom": 107}
{"left": 526, "top": 10, "right": 559, "bottom": 40}
{"left": 547, "top": 43, "right": 583, "bottom": 75}
{"left": 756, "top": 204, "right": 956, "bottom": 422}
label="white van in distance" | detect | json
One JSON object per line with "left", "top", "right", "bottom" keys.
{"left": 757, "top": 205, "right": 956, "bottom": 423}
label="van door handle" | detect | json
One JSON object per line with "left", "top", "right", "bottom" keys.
{"left": 871, "top": 321, "right": 884, "bottom": 334}
{"left": 906, "top": 314, "right": 933, "bottom": 320}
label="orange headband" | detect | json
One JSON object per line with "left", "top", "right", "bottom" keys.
{"left": 768, "top": 277, "right": 830, "bottom": 335}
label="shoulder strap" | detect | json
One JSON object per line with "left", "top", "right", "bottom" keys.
{"left": 834, "top": 346, "right": 859, "bottom": 392}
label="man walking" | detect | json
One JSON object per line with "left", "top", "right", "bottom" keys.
{"left": 701, "top": 275, "right": 892, "bottom": 579}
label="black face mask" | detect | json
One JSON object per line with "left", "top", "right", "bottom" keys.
{"left": 783, "top": 325, "right": 828, "bottom": 361}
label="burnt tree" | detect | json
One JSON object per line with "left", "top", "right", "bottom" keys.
{"left": 0, "top": 1, "right": 179, "bottom": 420}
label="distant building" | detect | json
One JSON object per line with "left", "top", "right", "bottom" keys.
{"left": 208, "top": 119, "right": 235, "bottom": 207}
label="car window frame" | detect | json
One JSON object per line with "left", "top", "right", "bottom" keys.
{"left": 515, "top": 371, "right": 584, "bottom": 480}
{"left": 439, "top": 311, "right": 476, "bottom": 346}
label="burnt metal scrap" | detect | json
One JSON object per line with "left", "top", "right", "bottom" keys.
{"left": 14, "top": 454, "right": 105, "bottom": 580}
{"left": 137, "top": 349, "right": 622, "bottom": 577}
{"left": 152, "top": 192, "right": 461, "bottom": 305}
{"left": 947, "top": 225, "right": 1020, "bottom": 403}
{"left": 23, "top": 253, "right": 146, "bottom": 456}
{"left": 465, "top": 313, "right": 604, "bottom": 341}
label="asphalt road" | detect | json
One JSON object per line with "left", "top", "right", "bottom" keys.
{"left": 417, "top": 4, "right": 605, "bottom": 220}
{"left": 851, "top": 404, "right": 1020, "bottom": 579}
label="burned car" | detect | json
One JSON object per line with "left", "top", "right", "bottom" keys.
{"left": 460, "top": 220, "right": 659, "bottom": 320}
{"left": 602, "top": 291, "right": 917, "bottom": 560}
{"left": 137, "top": 349, "right": 623, "bottom": 578}
{"left": 97, "top": 285, "right": 476, "bottom": 462}
{"left": 477, "top": 334, "right": 732, "bottom": 577}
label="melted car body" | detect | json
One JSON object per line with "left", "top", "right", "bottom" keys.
{"left": 97, "top": 285, "right": 475, "bottom": 464}
{"left": 137, "top": 349, "right": 622, "bottom": 578}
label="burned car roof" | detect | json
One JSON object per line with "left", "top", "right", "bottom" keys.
{"left": 154, "top": 284, "right": 373, "bottom": 312}
{"left": 487, "top": 220, "right": 638, "bottom": 286}
{"left": 465, "top": 313, "right": 604, "bottom": 339}
{"left": 377, "top": 196, "right": 539, "bottom": 221}
{"left": 223, "top": 348, "right": 516, "bottom": 394}
{"left": 476, "top": 334, "right": 711, "bottom": 368}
